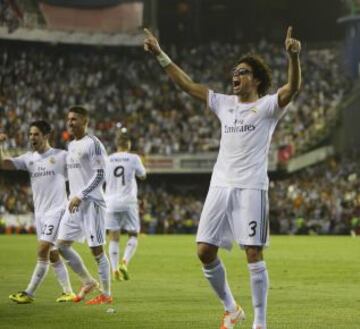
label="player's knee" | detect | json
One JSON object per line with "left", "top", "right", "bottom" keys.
{"left": 91, "top": 245, "right": 104, "bottom": 257}
{"left": 108, "top": 230, "right": 120, "bottom": 241}
{"left": 197, "top": 243, "right": 218, "bottom": 265}
{"left": 49, "top": 249, "right": 60, "bottom": 263}
{"left": 245, "top": 246, "right": 263, "bottom": 263}
{"left": 128, "top": 232, "right": 138, "bottom": 238}
{"left": 37, "top": 242, "right": 51, "bottom": 260}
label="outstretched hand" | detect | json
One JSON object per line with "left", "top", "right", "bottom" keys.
{"left": 143, "top": 28, "right": 162, "bottom": 56}
{"left": 285, "top": 26, "right": 301, "bottom": 56}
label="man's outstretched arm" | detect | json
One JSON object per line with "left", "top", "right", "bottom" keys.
{"left": 144, "top": 28, "right": 208, "bottom": 103}
{"left": 0, "top": 133, "right": 16, "bottom": 170}
{"left": 278, "top": 26, "right": 302, "bottom": 108}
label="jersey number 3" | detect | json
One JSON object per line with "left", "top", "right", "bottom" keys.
{"left": 41, "top": 224, "right": 54, "bottom": 236}
{"left": 248, "top": 221, "right": 257, "bottom": 237}
{"left": 114, "top": 165, "right": 125, "bottom": 186}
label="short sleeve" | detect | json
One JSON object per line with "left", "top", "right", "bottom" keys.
{"left": 11, "top": 153, "right": 29, "bottom": 171}
{"left": 135, "top": 155, "right": 146, "bottom": 177}
{"left": 207, "top": 90, "right": 234, "bottom": 119}
{"left": 267, "top": 93, "right": 288, "bottom": 120}
{"left": 207, "top": 90, "right": 221, "bottom": 114}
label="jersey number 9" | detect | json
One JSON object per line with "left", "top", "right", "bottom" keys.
{"left": 114, "top": 165, "right": 125, "bottom": 186}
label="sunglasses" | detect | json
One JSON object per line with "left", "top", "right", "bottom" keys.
{"left": 232, "top": 68, "right": 253, "bottom": 77}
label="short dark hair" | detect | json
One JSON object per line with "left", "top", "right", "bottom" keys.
{"left": 68, "top": 105, "right": 88, "bottom": 118}
{"left": 237, "top": 53, "right": 272, "bottom": 97}
{"left": 30, "top": 120, "right": 51, "bottom": 135}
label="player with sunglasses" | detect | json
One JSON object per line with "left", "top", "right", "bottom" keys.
{"left": 144, "top": 27, "right": 301, "bottom": 329}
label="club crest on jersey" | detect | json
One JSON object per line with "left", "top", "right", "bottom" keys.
{"left": 49, "top": 157, "right": 56, "bottom": 164}
{"left": 250, "top": 107, "right": 258, "bottom": 113}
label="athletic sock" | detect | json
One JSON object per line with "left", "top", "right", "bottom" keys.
{"left": 59, "top": 245, "right": 94, "bottom": 284}
{"left": 108, "top": 240, "right": 120, "bottom": 271}
{"left": 248, "top": 261, "right": 268, "bottom": 329}
{"left": 51, "top": 260, "right": 73, "bottom": 294}
{"left": 95, "top": 252, "right": 111, "bottom": 296}
{"left": 25, "top": 260, "right": 49, "bottom": 296}
{"left": 122, "top": 236, "right": 138, "bottom": 265}
{"left": 202, "top": 258, "right": 237, "bottom": 312}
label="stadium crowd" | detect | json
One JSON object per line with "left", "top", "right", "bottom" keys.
{"left": 0, "top": 40, "right": 351, "bottom": 157}
{"left": 0, "top": 38, "right": 356, "bottom": 235}
{"left": 269, "top": 151, "right": 360, "bottom": 235}
{"left": 1, "top": 152, "right": 359, "bottom": 235}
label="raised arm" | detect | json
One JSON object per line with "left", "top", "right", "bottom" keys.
{"left": 0, "top": 133, "right": 16, "bottom": 170}
{"left": 278, "top": 26, "right": 302, "bottom": 108}
{"left": 144, "top": 28, "right": 208, "bottom": 103}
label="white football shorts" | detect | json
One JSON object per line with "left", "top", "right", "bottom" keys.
{"left": 196, "top": 187, "right": 269, "bottom": 250}
{"left": 36, "top": 209, "right": 65, "bottom": 244}
{"left": 57, "top": 201, "right": 106, "bottom": 247}
{"left": 105, "top": 205, "right": 140, "bottom": 233}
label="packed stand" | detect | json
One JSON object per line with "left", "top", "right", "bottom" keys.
{"left": 0, "top": 178, "right": 33, "bottom": 233}
{"left": 0, "top": 40, "right": 351, "bottom": 157}
{"left": 269, "top": 151, "right": 360, "bottom": 235}
{"left": 1, "top": 150, "right": 360, "bottom": 235}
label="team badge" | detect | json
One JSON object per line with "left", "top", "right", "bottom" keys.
{"left": 49, "top": 157, "right": 56, "bottom": 164}
{"left": 250, "top": 107, "right": 258, "bottom": 113}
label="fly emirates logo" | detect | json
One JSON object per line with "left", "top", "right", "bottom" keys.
{"left": 31, "top": 165, "right": 56, "bottom": 178}
{"left": 224, "top": 119, "right": 256, "bottom": 134}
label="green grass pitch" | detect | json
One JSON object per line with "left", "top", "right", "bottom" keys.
{"left": 0, "top": 235, "right": 359, "bottom": 329}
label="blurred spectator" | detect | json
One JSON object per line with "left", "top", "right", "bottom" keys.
{"left": 0, "top": 0, "right": 22, "bottom": 33}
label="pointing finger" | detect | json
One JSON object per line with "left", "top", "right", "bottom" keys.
{"left": 144, "top": 28, "right": 154, "bottom": 38}
{"left": 286, "top": 26, "right": 292, "bottom": 40}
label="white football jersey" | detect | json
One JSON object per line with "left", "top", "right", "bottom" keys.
{"left": 105, "top": 152, "right": 146, "bottom": 212}
{"left": 66, "top": 135, "right": 107, "bottom": 206}
{"left": 208, "top": 90, "right": 287, "bottom": 190}
{"left": 11, "top": 148, "right": 68, "bottom": 216}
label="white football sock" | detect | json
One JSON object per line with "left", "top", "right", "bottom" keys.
{"left": 59, "top": 245, "right": 94, "bottom": 284}
{"left": 108, "top": 240, "right": 120, "bottom": 271}
{"left": 122, "top": 236, "right": 138, "bottom": 265}
{"left": 95, "top": 252, "right": 111, "bottom": 296}
{"left": 51, "top": 260, "right": 73, "bottom": 294}
{"left": 248, "top": 261, "right": 268, "bottom": 329}
{"left": 25, "top": 260, "right": 49, "bottom": 296}
{"left": 202, "top": 258, "right": 237, "bottom": 312}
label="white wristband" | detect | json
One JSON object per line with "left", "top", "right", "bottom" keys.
{"left": 156, "top": 51, "right": 172, "bottom": 68}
